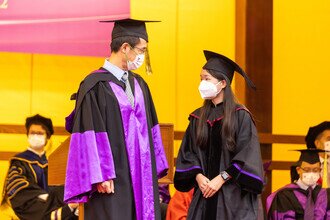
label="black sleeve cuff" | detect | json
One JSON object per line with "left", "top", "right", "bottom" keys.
{"left": 225, "top": 164, "right": 264, "bottom": 194}
{"left": 174, "top": 169, "right": 202, "bottom": 192}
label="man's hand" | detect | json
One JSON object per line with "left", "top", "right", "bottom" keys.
{"left": 203, "top": 175, "right": 225, "bottom": 198}
{"left": 97, "top": 180, "right": 114, "bottom": 194}
{"left": 196, "top": 173, "right": 210, "bottom": 195}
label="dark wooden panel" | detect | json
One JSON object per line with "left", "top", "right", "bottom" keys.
{"left": 0, "top": 151, "right": 17, "bottom": 160}
{"left": 0, "top": 124, "right": 69, "bottom": 135}
{"left": 244, "top": 0, "right": 273, "bottom": 210}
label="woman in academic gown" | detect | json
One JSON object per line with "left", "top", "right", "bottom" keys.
{"left": 174, "top": 50, "right": 264, "bottom": 220}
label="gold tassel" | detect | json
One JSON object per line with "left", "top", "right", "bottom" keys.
{"left": 322, "top": 154, "right": 328, "bottom": 188}
{"left": 145, "top": 46, "right": 152, "bottom": 75}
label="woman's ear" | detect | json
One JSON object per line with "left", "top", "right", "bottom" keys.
{"left": 220, "top": 80, "right": 227, "bottom": 89}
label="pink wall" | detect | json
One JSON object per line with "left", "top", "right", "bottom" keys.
{"left": 0, "top": 0, "right": 130, "bottom": 56}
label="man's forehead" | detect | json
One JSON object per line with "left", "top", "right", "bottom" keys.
{"left": 301, "top": 161, "right": 320, "bottom": 167}
{"left": 29, "top": 124, "right": 46, "bottom": 131}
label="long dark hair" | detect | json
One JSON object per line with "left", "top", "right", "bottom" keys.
{"left": 196, "top": 69, "right": 239, "bottom": 152}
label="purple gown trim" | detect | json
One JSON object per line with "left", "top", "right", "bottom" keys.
{"left": 110, "top": 78, "right": 167, "bottom": 220}
{"left": 175, "top": 166, "right": 202, "bottom": 172}
{"left": 267, "top": 183, "right": 329, "bottom": 219}
{"left": 233, "top": 163, "right": 263, "bottom": 182}
{"left": 266, "top": 183, "right": 299, "bottom": 212}
{"left": 64, "top": 131, "right": 116, "bottom": 203}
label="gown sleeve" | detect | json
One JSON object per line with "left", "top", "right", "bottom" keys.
{"left": 174, "top": 119, "right": 203, "bottom": 192}
{"left": 224, "top": 109, "right": 264, "bottom": 194}
{"left": 6, "top": 162, "right": 76, "bottom": 220}
{"left": 64, "top": 82, "right": 116, "bottom": 203}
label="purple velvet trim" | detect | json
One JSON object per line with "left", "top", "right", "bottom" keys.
{"left": 151, "top": 124, "right": 168, "bottom": 178}
{"left": 64, "top": 131, "right": 116, "bottom": 203}
{"left": 271, "top": 210, "right": 295, "bottom": 219}
{"left": 175, "top": 166, "right": 202, "bottom": 172}
{"left": 91, "top": 69, "right": 108, "bottom": 73}
{"left": 294, "top": 187, "right": 327, "bottom": 219}
{"left": 266, "top": 183, "right": 299, "bottom": 212}
{"left": 233, "top": 163, "right": 263, "bottom": 182}
{"left": 65, "top": 109, "right": 75, "bottom": 133}
{"left": 158, "top": 184, "right": 170, "bottom": 204}
{"left": 267, "top": 184, "right": 328, "bottom": 219}
{"left": 110, "top": 79, "right": 162, "bottom": 220}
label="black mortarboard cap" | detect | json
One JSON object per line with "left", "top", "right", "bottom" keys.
{"left": 100, "top": 18, "right": 159, "bottom": 42}
{"left": 203, "top": 50, "right": 256, "bottom": 89}
{"left": 294, "top": 149, "right": 325, "bottom": 164}
{"left": 25, "top": 114, "right": 54, "bottom": 138}
{"left": 305, "top": 121, "right": 330, "bottom": 148}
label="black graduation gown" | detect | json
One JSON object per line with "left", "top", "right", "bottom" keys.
{"left": 174, "top": 103, "right": 264, "bottom": 220}
{"left": 64, "top": 68, "right": 168, "bottom": 220}
{"left": 266, "top": 183, "right": 330, "bottom": 219}
{"left": 4, "top": 150, "right": 76, "bottom": 220}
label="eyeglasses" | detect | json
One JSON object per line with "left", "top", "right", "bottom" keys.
{"left": 300, "top": 167, "right": 321, "bottom": 173}
{"left": 129, "top": 45, "right": 146, "bottom": 55}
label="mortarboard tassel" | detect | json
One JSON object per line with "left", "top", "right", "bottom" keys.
{"left": 145, "top": 47, "right": 152, "bottom": 75}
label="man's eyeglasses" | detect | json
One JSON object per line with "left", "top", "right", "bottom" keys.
{"left": 129, "top": 45, "right": 146, "bottom": 55}
{"left": 300, "top": 167, "right": 321, "bottom": 173}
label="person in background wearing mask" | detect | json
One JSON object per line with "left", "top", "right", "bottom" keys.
{"left": 267, "top": 149, "right": 330, "bottom": 219}
{"left": 305, "top": 121, "right": 330, "bottom": 187}
{"left": 174, "top": 50, "right": 264, "bottom": 219}
{"left": 64, "top": 18, "right": 168, "bottom": 220}
{"left": 2, "top": 114, "right": 78, "bottom": 220}
{"left": 290, "top": 121, "right": 330, "bottom": 185}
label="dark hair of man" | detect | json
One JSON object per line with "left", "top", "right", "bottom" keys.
{"left": 110, "top": 36, "right": 141, "bottom": 53}
{"left": 196, "top": 69, "right": 238, "bottom": 152}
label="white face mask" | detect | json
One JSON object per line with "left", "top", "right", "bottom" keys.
{"left": 302, "top": 172, "right": 320, "bottom": 186}
{"left": 198, "top": 80, "right": 221, "bottom": 99}
{"left": 127, "top": 54, "right": 145, "bottom": 70}
{"left": 28, "top": 134, "right": 46, "bottom": 150}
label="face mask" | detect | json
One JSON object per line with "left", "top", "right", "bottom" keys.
{"left": 127, "top": 54, "right": 145, "bottom": 70}
{"left": 28, "top": 134, "right": 46, "bottom": 149}
{"left": 302, "top": 172, "right": 320, "bottom": 186}
{"left": 198, "top": 80, "right": 221, "bottom": 99}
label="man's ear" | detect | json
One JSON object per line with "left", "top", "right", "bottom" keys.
{"left": 121, "top": 43, "right": 130, "bottom": 54}
{"left": 315, "top": 139, "right": 322, "bottom": 149}
{"left": 296, "top": 166, "right": 301, "bottom": 174}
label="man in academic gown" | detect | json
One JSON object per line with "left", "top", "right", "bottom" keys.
{"left": 2, "top": 114, "right": 78, "bottom": 220}
{"left": 64, "top": 19, "right": 168, "bottom": 220}
{"left": 291, "top": 121, "right": 330, "bottom": 185}
{"left": 267, "top": 149, "right": 330, "bottom": 220}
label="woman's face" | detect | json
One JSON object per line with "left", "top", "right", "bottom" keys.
{"left": 200, "top": 69, "right": 219, "bottom": 84}
{"left": 200, "top": 69, "right": 226, "bottom": 91}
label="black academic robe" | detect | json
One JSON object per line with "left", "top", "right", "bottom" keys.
{"left": 174, "top": 103, "right": 264, "bottom": 220}
{"left": 4, "top": 150, "right": 76, "bottom": 220}
{"left": 64, "top": 68, "right": 168, "bottom": 220}
{"left": 266, "top": 183, "right": 330, "bottom": 219}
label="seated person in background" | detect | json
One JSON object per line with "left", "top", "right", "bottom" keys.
{"left": 267, "top": 149, "right": 330, "bottom": 220}
{"left": 291, "top": 121, "right": 330, "bottom": 184}
{"left": 166, "top": 188, "right": 194, "bottom": 220}
{"left": 2, "top": 114, "right": 78, "bottom": 220}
